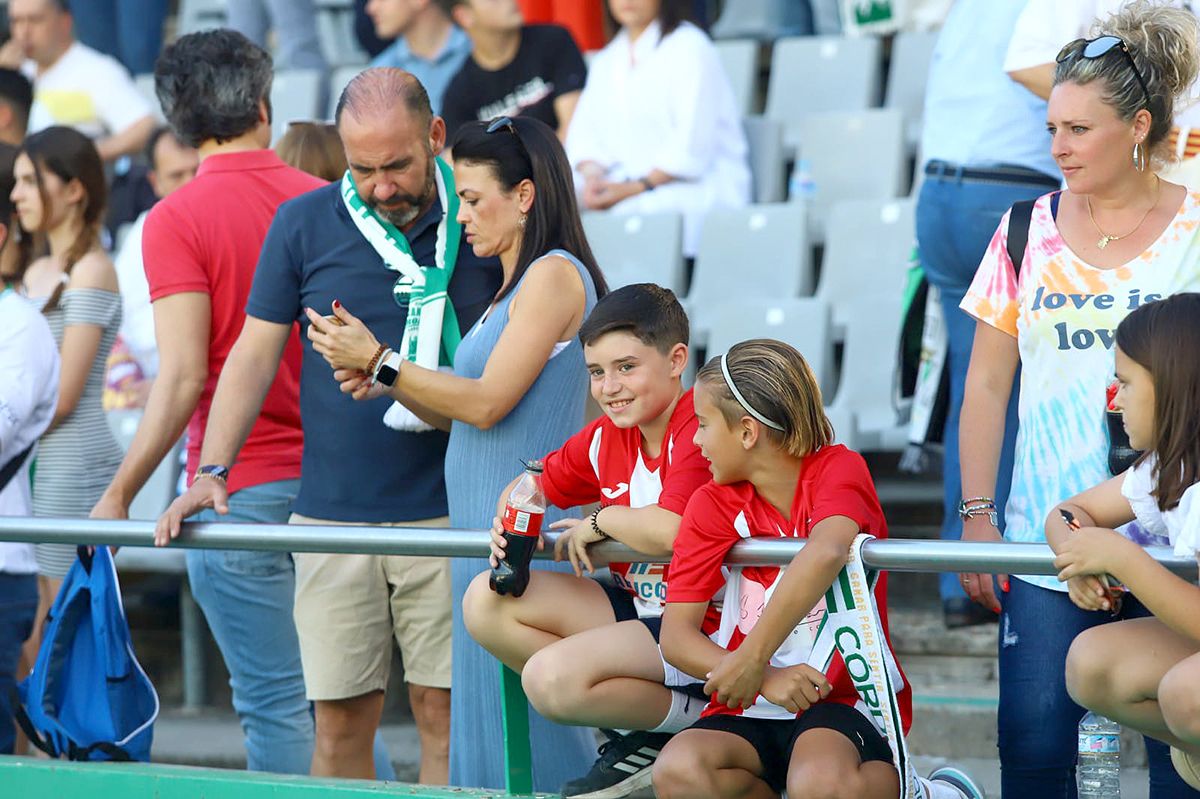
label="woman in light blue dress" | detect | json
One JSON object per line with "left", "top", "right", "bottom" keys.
{"left": 311, "top": 116, "right": 607, "bottom": 791}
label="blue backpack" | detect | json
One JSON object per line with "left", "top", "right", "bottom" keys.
{"left": 14, "top": 545, "right": 159, "bottom": 761}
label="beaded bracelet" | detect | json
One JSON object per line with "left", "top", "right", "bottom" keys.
{"left": 590, "top": 508, "right": 609, "bottom": 539}
{"left": 365, "top": 344, "right": 388, "bottom": 377}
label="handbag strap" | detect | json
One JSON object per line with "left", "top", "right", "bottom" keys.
{"left": 0, "top": 443, "right": 34, "bottom": 494}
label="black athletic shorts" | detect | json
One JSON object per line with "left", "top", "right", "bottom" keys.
{"left": 599, "top": 580, "right": 707, "bottom": 700}
{"left": 690, "top": 702, "right": 894, "bottom": 793}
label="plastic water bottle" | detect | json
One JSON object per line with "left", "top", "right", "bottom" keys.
{"left": 1077, "top": 711, "right": 1121, "bottom": 798}
{"left": 788, "top": 159, "right": 817, "bottom": 203}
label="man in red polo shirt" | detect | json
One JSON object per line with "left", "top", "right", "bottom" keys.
{"left": 90, "top": 30, "right": 324, "bottom": 774}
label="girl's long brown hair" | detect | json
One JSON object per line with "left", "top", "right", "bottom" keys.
{"left": 17, "top": 126, "right": 107, "bottom": 313}
{"left": 1116, "top": 292, "right": 1200, "bottom": 511}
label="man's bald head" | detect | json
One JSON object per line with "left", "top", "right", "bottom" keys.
{"left": 335, "top": 68, "right": 432, "bottom": 132}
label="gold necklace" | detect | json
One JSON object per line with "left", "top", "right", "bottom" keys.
{"left": 1086, "top": 177, "right": 1161, "bottom": 249}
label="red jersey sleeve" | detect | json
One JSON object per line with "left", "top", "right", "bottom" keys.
{"left": 657, "top": 415, "right": 712, "bottom": 516}
{"left": 667, "top": 485, "right": 738, "bottom": 603}
{"left": 809, "top": 448, "right": 886, "bottom": 538}
{"left": 541, "top": 418, "right": 604, "bottom": 510}
{"left": 143, "top": 200, "right": 209, "bottom": 300}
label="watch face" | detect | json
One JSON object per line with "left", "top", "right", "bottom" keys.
{"left": 376, "top": 363, "right": 399, "bottom": 387}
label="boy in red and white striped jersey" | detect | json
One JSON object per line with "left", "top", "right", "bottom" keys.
{"left": 463, "top": 283, "right": 717, "bottom": 798}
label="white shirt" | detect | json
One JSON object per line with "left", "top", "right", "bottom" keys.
{"left": 565, "top": 20, "right": 751, "bottom": 255}
{"left": 0, "top": 291, "right": 61, "bottom": 573}
{"left": 1003, "top": 0, "right": 1200, "bottom": 127}
{"left": 1122, "top": 455, "right": 1200, "bottom": 556}
{"left": 113, "top": 211, "right": 158, "bottom": 378}
{"left": 23, "top": 41, "right": 152, "bottom": 139}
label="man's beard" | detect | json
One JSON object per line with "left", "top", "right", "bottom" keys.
{"left": 369, "top": 155, "right": 437, "bottom": 228}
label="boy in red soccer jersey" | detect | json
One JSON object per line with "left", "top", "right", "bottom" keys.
{"left": 463, "top": 283, "right": 716, "bottom": 798}
{"left": 654, "top": 339, "right": 984, "bottom": 799}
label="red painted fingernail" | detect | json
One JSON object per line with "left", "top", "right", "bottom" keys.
{"left": 1002, "top": 579, "right": 1010, "bottom": 592}
{"left": 333, "top": 299, "right": 341, "bottom": 308}
{"left": 994, "top": 606, "right": 1002, "bottom": 614}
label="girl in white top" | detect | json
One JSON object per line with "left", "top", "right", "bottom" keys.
{"left": 1049, "top": 292, "right": 1200, "bottom": 790}
{"left": 565, "top": 0, "right": 751, "bottom": 256}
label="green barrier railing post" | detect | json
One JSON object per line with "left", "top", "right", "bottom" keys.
{"left": 500, "top": 664, "right": 534, "bottom": 795}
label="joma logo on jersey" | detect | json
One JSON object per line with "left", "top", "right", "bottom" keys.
{"left": 835, "top": 625, "right": 884, "bottom": 723}
{"left": 601, "top": 483, "right": 630, "bottom": 499}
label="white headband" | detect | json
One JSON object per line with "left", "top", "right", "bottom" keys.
{"left": 720, "top": 353, "right": 785, "bottom": 432}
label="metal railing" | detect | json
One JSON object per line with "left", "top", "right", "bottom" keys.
{"left": 1, "top": 516, "right": 1195, "bottom": 798}
{"left": 3, "top": 517, "right": 1198, "bottom": 576}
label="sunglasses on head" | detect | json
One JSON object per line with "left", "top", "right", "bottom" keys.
{"left": 1056, "top": 35, "right": 1152, "bottom": 110}
{"left": 485, "top": 115, "right": 531, "bottom": 159}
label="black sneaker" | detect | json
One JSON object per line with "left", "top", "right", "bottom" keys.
{"left": 560, "top": 730, "right": 673, "bottom": 798}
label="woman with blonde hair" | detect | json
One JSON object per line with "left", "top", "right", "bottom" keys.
{"left": 274, "top": 121, "right": 346, "bottom": 183}
{"left": 957, "top": 2, "right": 1200, "bottom": 793}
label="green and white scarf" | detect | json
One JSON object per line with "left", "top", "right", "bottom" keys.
{"left": 340, "top": 157, "right": 461, "bottom": 431}
{"left": 811, "top": 534, "right": 925, "bottom": 798}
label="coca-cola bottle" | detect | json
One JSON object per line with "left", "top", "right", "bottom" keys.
{"left": 1105, "top": 379, "right": 1139, "bottom": 475}
{"left": 490, "top": 460, "right": 546, "bottom": 598}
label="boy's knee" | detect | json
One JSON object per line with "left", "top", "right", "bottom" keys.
{"left": 1161, "top": 666, "right": 1200, "bottom": 743}
{"left": 787, "top": 764, "right": 862, "bottom": 799}
{"left": 521, "top": 649, "right": 579, "bottom": 723}
{"left": 652, "top": 743, "right": 711, "bottom": 799}
{"left": 461, "top": 570, "right": 497, "bottom": 638}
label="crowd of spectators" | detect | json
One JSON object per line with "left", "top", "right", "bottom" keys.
{"left": 4, "top": 1, "right": 1200, "bottom": 799}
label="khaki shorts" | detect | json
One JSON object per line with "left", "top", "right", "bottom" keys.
{"left": 290, "top": 513, "right": 452, "bottom": 700}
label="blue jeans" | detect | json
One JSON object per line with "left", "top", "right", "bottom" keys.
{"left": 71, "top": 0, "right": 169, "bottom": 75}
{"left": 189, "top": 478, "right": 395, "bottom": 778}
{"left": 915, "top": 171, "right": 1043, "bottom": 603}
{"left": 999, "top": 579, "right": 1200, "bottom": 797}
{"left": 0, "top": 572, "right": 36, "bottom": 754}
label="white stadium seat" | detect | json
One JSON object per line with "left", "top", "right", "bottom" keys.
{"left": 582, "top": 211, "right": 686, "bottom": 295}
{"left": 816, "top": 198, "right": 916, "bottom": 333}
{"left": 686, "top": 202, "right": 812, "bottom": 346}
{"left": 715, "top": 38, "right": 760, "bottom": 117}
{"left": 707, "top": 297, "right": 834, "bottom": 397}
{"left": 766, "top": 35, "right": 883, "bottom": 152}
{"left": 795, "top": 108, "right": 907, "bottom": 242}
{"left": 743, "top": 115, "right": 787, "bottom": 204}
{"left": 884, "top": 30, "right": 939, "bottom": 152}
{"left": 271, "top": 68, "right": 326, "bottom": 142}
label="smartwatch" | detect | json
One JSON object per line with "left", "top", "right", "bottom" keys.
{"left": 374, "top": 350, "right": 403, "bottom": 387}
{"left": 194, "top": 464, "right": 230, "bottom": 484}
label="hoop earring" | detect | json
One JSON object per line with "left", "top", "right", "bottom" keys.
{"left": 1133, "top": 141, "right": 1147, "bottom": 172}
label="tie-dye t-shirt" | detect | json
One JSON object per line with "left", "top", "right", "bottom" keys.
{"left": 961, "top": 190, "right": 1200, "bottom": 591}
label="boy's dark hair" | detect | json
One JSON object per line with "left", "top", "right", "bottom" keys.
{"left": 153, "top": 29, "right": 273, "bottom": 148}
{"left": 578, "top": 283, "right": 689, "bottom": 353}
{"left": 0, "top": 67, "right": 33, "bottom": 133}
{"left": 1116, "top": 292, "right": 1200, "bottom": 512}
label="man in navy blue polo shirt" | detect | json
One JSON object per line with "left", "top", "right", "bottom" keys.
{"left": 159, "top": 68, "right": 502, "bottom": 782}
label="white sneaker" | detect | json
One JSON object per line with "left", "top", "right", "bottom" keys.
{"left": 918, "top": 765, "right": 986, "bottom": 799}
